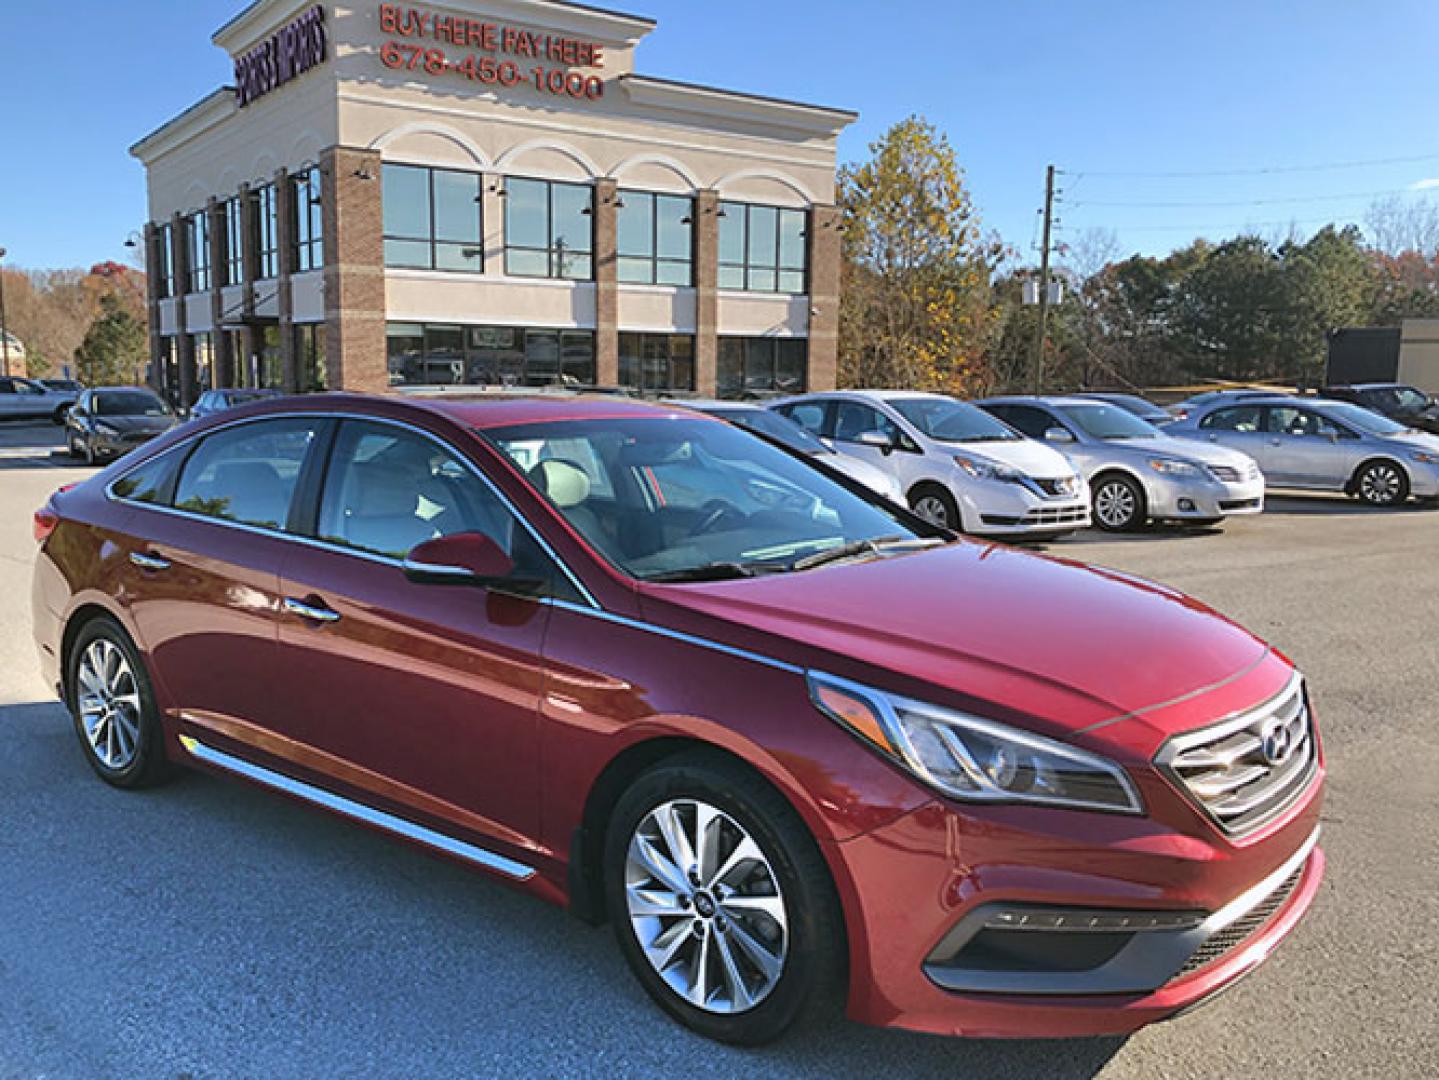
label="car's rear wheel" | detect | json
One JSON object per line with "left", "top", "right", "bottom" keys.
{"left": 1355, "top": 460, "right": 1409, "bottom": 507}
{"left": 66, "top": 617, "right": 173, "bottom": 789}
{"left": 604, "top": 753, "right": 843, "bottom": 1045}
{"left": 1092, "top": 474, "right": 1146, "bottom": 531}
{"left": 909, "top": 484, "right": 960, "bottom": 531}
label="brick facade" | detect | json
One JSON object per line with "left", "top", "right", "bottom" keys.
{"left": 321, "top": 146, "right": 388, "bottom": 394}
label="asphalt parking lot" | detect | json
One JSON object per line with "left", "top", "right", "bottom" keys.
{"left": 0, "top": 418, "right": 1435, "bottom": 1080}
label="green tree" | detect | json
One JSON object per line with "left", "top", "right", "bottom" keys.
{"left": 1282, "top": 226, "right": 1374, "bottom": 384}
{"left": 74, "top": 293, "right": 147, "bottom": 386}
{"left": 838, "top": 116, "right": 993, "bottom": 393}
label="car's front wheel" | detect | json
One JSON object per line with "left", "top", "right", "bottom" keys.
{"left": 1354, "top": 460, "right": 1409, "bottom": 507}
{"left": 1092, "top": 473, "right": 1146, "bottom": 531}
{"left": 909, "top": 483, "right": 961, "bottom": 531}
{"left": 605, "top": 752, "right": 843, "bottom": 1045}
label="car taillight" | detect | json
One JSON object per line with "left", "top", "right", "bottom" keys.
{"left": 33, "top": 506, "right": 59, "bottom": 544}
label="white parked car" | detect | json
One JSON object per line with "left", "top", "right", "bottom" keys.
{"left": 770, "top": 390, "right": 1090, "bottom": 537}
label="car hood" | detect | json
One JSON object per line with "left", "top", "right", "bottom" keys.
{"left": 95, "top": 414, "right": 176, "bottom": 434}
{"left": 1380, "top": 430, "right": 1439, "bottom": 453}
{"left": 1094, "top": 434, "right": 1256, "bottom": 469}
{"left": 945, "top": 437, "right": 1075, "bottom": 479}
{"left": 637, "top": 541, "right": 1277, "bottom": 753}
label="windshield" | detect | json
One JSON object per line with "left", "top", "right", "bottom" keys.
{"left": 710, "top": 408, "right": 832, "bottom": 455}
{"left": 488, "top": 417, "right": 927, "bottom": 581}
{"left": 94, "top": 391, "right": 171, "bottom": 417}
{"left": 889, "top": 397, "right": 1019, "bottom": 442}
{"left": 1058, "top": 403, "right": 1161, "bottom": 440}
{"left": 1365, "top": 386, "right": 1430, "bottom": 411}
{"left": 1321, "top": 402, "right": 1409, "bottom": 436}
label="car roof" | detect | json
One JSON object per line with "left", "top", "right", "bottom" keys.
{"left": 232, "top": 391, "right": 708, "bottom": 431}
{"left": 980, "top": 395, "right": 1103, "bottom": 408}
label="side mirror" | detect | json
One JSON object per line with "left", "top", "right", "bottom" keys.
{"left": 856, "top": 430, "right": 896, "bottom": 454}
{"left": 403, "top": 532, "right": 537, "bottom": 592}
{"left": 1044, "top": 426, "right": 1076, "bottom": 444}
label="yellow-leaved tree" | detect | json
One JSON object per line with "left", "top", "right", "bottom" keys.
{"left": 838, "top": 116, "right": 998, "bottom": 394}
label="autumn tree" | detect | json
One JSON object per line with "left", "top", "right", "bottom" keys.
{"left": 74, "top": 293, "right": 147, "bottom": 386}
{"left": 838, "top": 116, "right": 994, "bottom": 393}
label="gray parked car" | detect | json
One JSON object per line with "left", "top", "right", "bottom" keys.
{"left": 980, "top": 396, "right": 1265, "bottom": 531}
{"left": 65, "top": 387, "right": 179, "bottom": 465}
{"left": 188, "top": 387, "right": 284, "bottom": 421}
{"left": 1164, "top": 395, "right": 1439, "bottom": 506}
{"left": 0, "top": 377, "right": 76, "bottom": 424}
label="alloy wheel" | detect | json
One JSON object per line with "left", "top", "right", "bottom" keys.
{"left": 76, "top": 638, "right": 143, "bottom": 771}
{"left": 625, "top": 799, "right": 789, "bottom": 1015}
{"left": 913, "top": 495, "right": 951, "bottom": 528}
{"left": 1359, "top": 464, "right": 1404, "bottom": 506}
{"left": 1095, "top": 480, "right": 1138, "bottom": 529}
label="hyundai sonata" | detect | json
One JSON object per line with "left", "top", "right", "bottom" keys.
{"left": 32, "top": 393, "right": 1324, "bottom": 1044}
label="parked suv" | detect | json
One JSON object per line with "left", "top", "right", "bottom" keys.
{"left": 771, "top": 390, "right": 1089, "bottom": 536}
{"left": 980, "top": 396, "right": 1264, "bottom": 531}
{"left": 1319, "top": 383, "right": 1439, "bottom": 435}
{"left": 1165, "top": 395, "right": 1439, "bottom": 505}
{"left": 33, "top": 393, "right": 1325, "bottom": 1044}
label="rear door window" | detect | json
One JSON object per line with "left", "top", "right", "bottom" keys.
{"left": 173, "top": 419, "right": 320, "bottom": 530}
{"left": 1200, "top": 406, "right": 1263, "bottom": 432}
{"left": 777, "top": 401, "right": 830, "bottom": 437}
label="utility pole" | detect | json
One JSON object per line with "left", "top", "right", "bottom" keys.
{"left": 0, "top": 247, "right": 10, "bottom": 377}
{"left": 1031, "top": 165, "right": 1056, "bottom": 394}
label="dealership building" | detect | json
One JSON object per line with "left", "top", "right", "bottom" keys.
{"left": 130, "top": 0, "right": 855, "bottom": 403}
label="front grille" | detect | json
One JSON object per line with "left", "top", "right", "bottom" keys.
{"left": 1157, "top": 675, "right": 1317, "bottom": 836}
{"left": 1219, "top": 498, "right": 1262, "bottom": 511}
{"left": 1023, "top": 505, "right": 1089, "bottom": 525}
{"left": 1176, "top": 865, "right": 1304, "bottom": 978}
{"left": 1208, "top": 462, "right": 1261, "bottom": 484}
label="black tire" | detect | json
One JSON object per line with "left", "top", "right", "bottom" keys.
{"left": 65, "top": 616, "right": 174, "bottom": 789}
{"left": 1353, "top": 459, "right": 1409, "bottom": 507}
{"left": 604, "top": 751, "right": 844, "bottom": 1046}
{"left": 1092, "top": 473, "right": 1147, "bottom": 532}
{"left": 908, "top": 483, "right": 962, "bottom": 531}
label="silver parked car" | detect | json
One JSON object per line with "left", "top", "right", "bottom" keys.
{"left": 675, "top": 400, "right": 905, "bottom": 502}
{"left": 1165, "top": 396, "right": 1439, "bottom": 506}
{"left": 0, "top": 376, "right": 76, "bottom": 424}
{"left": 980, "top": 396, "right": 1265, "bottom": 531}
{"left": 189, "top": 387, "right": 284, "bottom": 421}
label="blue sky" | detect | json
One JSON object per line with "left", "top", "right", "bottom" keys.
{"left": 3, "top": 0, "right": 1439, "bottom": 271}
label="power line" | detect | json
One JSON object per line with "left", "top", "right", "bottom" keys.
{"left": 1069, "top": 186, "right": 1439, "bottom": 210}
{"left": 1074, "top": 214, "right": 1370, "bottom": 234}
{"left": 1064, "top": 151, "right": 1439, "bottom": 180}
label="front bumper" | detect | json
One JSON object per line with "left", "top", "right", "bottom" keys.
{"left": 960, "top": 479, "right": 1090, "bottom": 536}
{"left": 829, "top": 699, "right": 1325, "bottom": 1038}
{"left": 1408, "top": 461, "right": 1439, "bottom": 498}
{"left": 1147, "top": 473, "right": 1265, "bottom": 521}
{"left": 90, "top": 431, "right": 160, "bottom": 457}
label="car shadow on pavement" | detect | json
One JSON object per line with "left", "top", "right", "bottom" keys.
{"left": 0, "top": 697, "right": 1130, "bottom": 1079}
{"left": 1261, "top": 493, "right": 1439, "bottom": 516}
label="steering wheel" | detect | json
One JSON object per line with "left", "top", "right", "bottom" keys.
{"left": 689, "top": 498, "right": 745, "bottom": 537}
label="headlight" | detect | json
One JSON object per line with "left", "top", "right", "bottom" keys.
{"left": 1410, "top": 450, "right": 1439, "bottom": 465}
{"left": 1148, "top": 458, "right": 1201, "bottom": 477}
{"left": 954, "top": 455, "right": 1024, "bottom": 483}
{"left": 809, "top": 675, "right": 1143, "bottom": 814}
{"left": 93, "top": 422, "right": 120, "bottom": 436}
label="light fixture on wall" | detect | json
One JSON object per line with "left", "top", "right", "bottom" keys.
{"left": 680, "top": 216, "right": 692, "bottom": 225}
{"left": 613, "top": 196, "right": 626, "bottom": 209}
{"left": 353, "top": 167, "right": 375, "bottom": 181}
{"left": 715, "top": 207, "right": 728, "bottom": 219}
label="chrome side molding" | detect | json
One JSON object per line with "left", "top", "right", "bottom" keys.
{"left": 179, "top": 735, "right": 536, "bottom": 881}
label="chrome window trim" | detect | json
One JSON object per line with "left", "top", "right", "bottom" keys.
{"left": 105, "top": 409, "right": 600, "bottom": 609}
{"left": 179, "top": 735, "right": 535, "bottom": 880}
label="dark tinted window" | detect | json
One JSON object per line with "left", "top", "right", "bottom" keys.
{"left": 112, "top": 451, "right": 181, "bottom": 505}
{"left": 832, "top": 402, "right": 899, "bottom": 444}
{"left": 714, "top": 408, "right": 829, "bottom": 454}
{"left": 174, "top": 419, "right": 318, "bottom": 529}
{"left": 986, "top": 404, "right": 1053, "bottom": 439}
{"left": 94, "top": 390, "right": 171, "bottom": 417}
{"left": 1199, "top": 406, "right": 1262, "bottom": 432}
{"left": 318, "top": 421, "right": 517, "bottom": 560}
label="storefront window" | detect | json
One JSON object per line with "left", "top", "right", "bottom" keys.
{"left": 505, "top": 177, "right": 593, "bottom": 280}
{"left": 717, "top": 337, "right": 807, "bottom": 398}
{"left": 155, "top": 223, "right": 173, "bottom": 299}
{"left": 617, "top": 191, "right": 693, "bottom": 286}
{"left": 194, "top": 332, "right": 215, "bottom": 392}
{"left": 187, "top": 212, "right": 210, "bottom": 293}
{"left": 223, "top": 197, "right": 244, "bottom": 285}
{"left": 296, "top": 324, "right": 327, "bottom": 391}
{"left": 387, "top": 323, "right": 595, "bottom": 387}
{"left": 382, "top": 163, "right": 484, "bottom": 272}
{"left": 718, "top": 202, "right": 807, "bottom": 294}
{"left": 253, "top": 184, "right": 280, "bottom": 280}
{"left": 292, "top": 166, "right": 324, "bottom": 273}
{"left": 619, "top": 333, "right": 696, "bottom": 393}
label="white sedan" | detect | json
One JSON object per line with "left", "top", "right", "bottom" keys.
{"left": 770, "top": 390, "right": 1090, "bottom": 538}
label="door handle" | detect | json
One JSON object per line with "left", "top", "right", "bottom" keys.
{"left": 129, "top": 551, "right": 171, "bottom": 572}
{"left": 284, "top": 597, "right": 341, "bottom": 624}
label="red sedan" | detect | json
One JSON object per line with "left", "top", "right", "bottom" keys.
{"left": 31, "top": 393, "right": 1324, "bottom": 1044}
